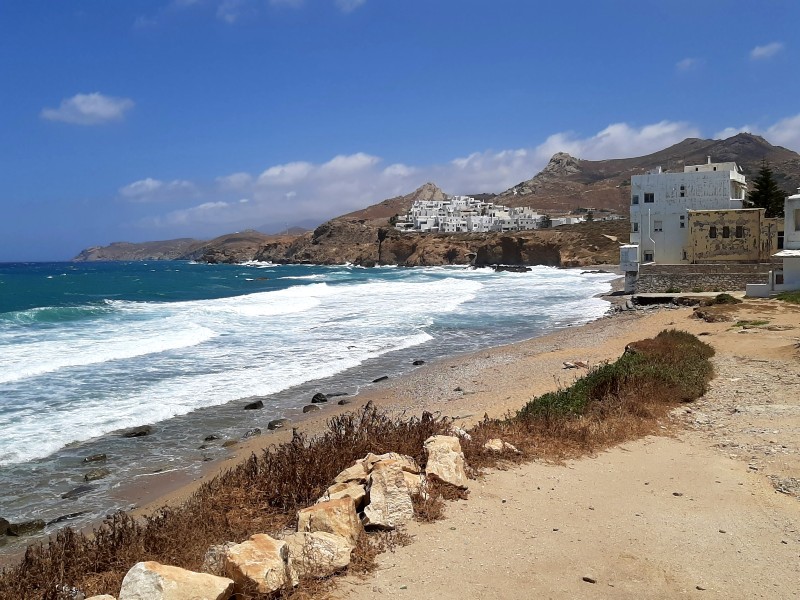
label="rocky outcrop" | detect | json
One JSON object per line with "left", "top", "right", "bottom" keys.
{"left": 297, "top": 497, "right": 362, "bottom": 547}
{"left": 118, "top": 561, "right": 233, "bottom": 600}
{"left": 222, "top": 534, "right": 290, "bottom": 594}
{"left": 362, "top": 461, "right": 415, "bottom": 529}
{"left": 285, "top": 531, "right": 353, "bottom": 581}
{"left": 424, "top": 435, "right": 468, "bottom": 489}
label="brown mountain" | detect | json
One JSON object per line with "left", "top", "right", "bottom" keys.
{"left": 493, "top": 133, "right": 800, "bottom": 214}
{"left": 73, "top": 230, "right": 301, "bottom": 263}
{"left": 339, "top": 182, "right": 447, "bottom": 224}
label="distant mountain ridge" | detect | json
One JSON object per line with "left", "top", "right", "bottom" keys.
{"left": 74, "top": 133, "right": 800, "bottom": 263}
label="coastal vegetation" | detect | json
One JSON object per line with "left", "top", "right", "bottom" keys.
{"left": 777, "top": 290, "right": 800, "bottom": 304}
{"left": 0, "top": 329, "right": 714, "bottom": 599}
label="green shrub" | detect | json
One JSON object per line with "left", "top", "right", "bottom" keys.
{"left": 777, "top": 291, "right": 800, "bottom": 304}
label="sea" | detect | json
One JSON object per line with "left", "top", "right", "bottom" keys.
{"left": 0, "top": 260, "right": 616, "bottom": 550}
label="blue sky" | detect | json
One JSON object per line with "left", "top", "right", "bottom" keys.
{"left": 1, "top": 0, "right": 799, "bottom": 260}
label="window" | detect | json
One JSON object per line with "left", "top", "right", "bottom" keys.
{"left": 735, "top": 225, "right": 744, "bottom": 238}
{"left": 644, "top": 193, "right": 655, "bottom": 203}
{"left": 654, "top": 220, "right": 663, "bottom": 232}
{"left": 680, "top": 215, "right": 685, "bottom": 228}
{"left": 680, "top": 185, "right": 685, "bottom": 198}
{"left": 722, "top": 226, "right": 730, "bottom": 238}
{"left": 709, "top": 226, "right": 717, "bottom": 239}
{"left": 632, "top": 222, "right": 639, "bottom": 232}
{"left": 644, "top": 251, "right": 654, "bottom": 262}
{"left": 632, "top": 195, "right": 639, "bottom": 205}
{"left": 682, "top": 250, "right": 688, "bottom": 260}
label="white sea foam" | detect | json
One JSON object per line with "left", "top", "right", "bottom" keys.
{"left": 0, "top": 266, "right": 615, "bottom": 466}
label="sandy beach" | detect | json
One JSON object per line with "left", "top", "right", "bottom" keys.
{"left": 110, "top": 289, "right": 800, "bottom": 599}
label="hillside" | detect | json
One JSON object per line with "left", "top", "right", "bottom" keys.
{"left": 73, "top": 133, "right": 800, "bottom": 266}
{"left": 73, "top": 231, "right": 301, "bottom": 263}
{"left": 494, "top": 133, "right": 800, "bottom": 214}
{"left": 340, "top": 133, "right": 800, "bottom": 221}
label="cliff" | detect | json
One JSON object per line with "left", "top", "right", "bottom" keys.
{"left": 252, "top": 218, "right": 629, "bottom": 268}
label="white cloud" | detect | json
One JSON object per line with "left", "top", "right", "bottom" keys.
{"left": 216, "top": 172, "right": 254, "bottom": 190}
{"left": 41, "top": 93, "right": 134, "bottom": 125}
{"left": 140, "top": 118, "right": 800, "bottom": 235}
{"left": 534, "top": 121, "right": 700, "bottom": 163}
{"left": 119, "top": 178, "right": 196, "bottom": 201}
{"left": 335, "top": 0, "right": 366, "bottom": 12}
{"left": 716, "top": 113, "right": 800, "bottom": 152}
{"left": 257, "top": 161, "right": 314, "bottom": 186}
{"left": 750, "top": 42, "right": 784, "bottom": 60}
{"left": 319, "top": 152, "right": 379, "bottom": 174}
{"left": 675, "top": 57, "right": 701, "bottom": 72}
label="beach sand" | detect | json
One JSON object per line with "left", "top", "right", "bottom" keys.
{"left": 96, "top": 294, "right": 800, "bottom": 598}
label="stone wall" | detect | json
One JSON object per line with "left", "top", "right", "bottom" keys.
{"left": 634, "top": 263, "right": 772, "bottom": 293}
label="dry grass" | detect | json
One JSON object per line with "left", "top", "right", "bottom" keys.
{"left": 0, "top": 330, "right": 714, "bottom": 600}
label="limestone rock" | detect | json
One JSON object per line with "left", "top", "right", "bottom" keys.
{"left": 318, "top": 481, "right": 367, "bottom": 507}
{"left": 122, "top": 426, "right": 152, "bottom": 438}
{"left": 118, "top": 561, "right": 233, "bottom": 600}
{"left": 333, "top": 460, "right": 369, "bottom": 484}
{"left": 297, "top": 497, "right": 362, "bottom": 546}
{"left": 363, "top": 461, "right": 414, "bottom": 529}
{"left": 364, "top": 452, "right": 420, "bottom": 474}
{"left": 86, "top": 596, "right": 117, "bottom": 600}
{"left": 201, "top": 542, "right": 237, "bottom": 576}
{"left": 285, "top": 531, "right": 353, "bottom": 582}
{"left": 223, "top": 534, "right": 290, "bottom": 594}
{"left": 403, "top": 471, "right": 426, "bottom": 496}
{"left": 483, "top": 439, "right": 521, "bottom": 454}
{"left": 424, "top": 435, "right": 468, "bottom": 489}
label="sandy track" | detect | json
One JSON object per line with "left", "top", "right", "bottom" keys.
{"left": 339, "top": 298, "right": 800, "bottom": 600}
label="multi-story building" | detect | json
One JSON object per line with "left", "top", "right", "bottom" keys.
{"left": 621, "top": 158, "right": 749, "bottom": 291}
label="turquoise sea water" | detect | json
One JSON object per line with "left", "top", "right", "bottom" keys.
{"left": 0, "top": 260, "right": 615, "bottom": 546}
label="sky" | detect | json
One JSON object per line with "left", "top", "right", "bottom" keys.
{"left": 1, "top": 0, "right": 800, "bottom": 261}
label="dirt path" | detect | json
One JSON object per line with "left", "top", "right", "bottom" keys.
{"left": 340, "top": 298, "right": 800, "bottom": 600}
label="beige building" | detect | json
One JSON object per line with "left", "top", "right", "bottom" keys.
{"left": 686, "top": 208, "right": 780, "bottom": 263}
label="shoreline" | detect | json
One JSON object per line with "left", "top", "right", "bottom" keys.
{"left": 126, "top": 280, "right": 663, "bottom": 516}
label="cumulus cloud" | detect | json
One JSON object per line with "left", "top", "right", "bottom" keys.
{"left": 119, "top": 178, "right": 196, "bottom": 201}
{"left": 140, "top": 120, "right": 712, "bottom": 234}
{"left": 534, "top": 121, "right": 700, "bottom": 163}
{"left": 41, "top": 93, "right": 134, "bottom": 125}
{"left": 716, "top": 113, "right": 800, "bottom": 152}
{"left": 750, "top": 42, "right": 784, "bottom": 60}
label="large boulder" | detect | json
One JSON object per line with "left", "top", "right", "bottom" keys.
{"left": 86, "top": 596, "right": 117, "bottom": 600}
{"left": 317, "top": 481, "right": 367, "bottom": 507}
{"left": 285, "top": 531, "right": 353, "bottom": 583}
{"left": 297, "top": 497, "right": 362, "bottom": 547}
{"left": 201, "top": 542, "right": 237, "bottom": 576}
{"left": 333, "top": 460, "right": 369, "bottom": 484}
{"left": 6, "top": 519, "right": 45, "bottom": 536}
{"left": 223, "top": 534, "right": 290, "bottom": 595}
{"left": 363, "top": 461, "right": 414, "bottom": 529}
{"left": 364, "top": 452, "right": 420, "bottom": 474}
{"left": 118, "top": 561, "right": 233, "bottom": 600}
{"left": 424, "top": 435, "right": 468, "bottom": 489}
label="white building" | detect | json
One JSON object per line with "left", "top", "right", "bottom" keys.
{"left": 397, "top": 195, "right": 558, "bottom": 234}
{"left": 621, "top": 158, "right": 747, "bottom": 291}
{"left": 747, "top": 189, "right": 800, "bottom": 297}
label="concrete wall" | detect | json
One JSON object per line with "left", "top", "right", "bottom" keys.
{"left": 686, "top": 208, "right": 778, "bottom": 263}
{"left": 634, "top": 263, "right": 771, "bottom": 293}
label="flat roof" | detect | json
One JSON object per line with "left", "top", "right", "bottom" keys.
{"left": 774, "top": 250, "right": 800, "bottom": 258}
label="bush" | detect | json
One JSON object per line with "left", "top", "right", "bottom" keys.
{"left": 705, "top": 293, "right": 742, "bottom": 306}
{"left": 777, "top": 291, "right": 800, "bottom": 304}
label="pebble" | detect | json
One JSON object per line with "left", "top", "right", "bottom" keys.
{"left": 672, "top": 492, "right": 684, "bottom": 497}
{"left": 582, "top": 575, "right": 597, "bottom": 584}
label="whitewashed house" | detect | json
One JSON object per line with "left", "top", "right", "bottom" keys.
{"left": 621, "top": 158, "right": 747, "bottom": 291}
{"left": 746, "top": 189, "right": 800, "bottom": 296}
